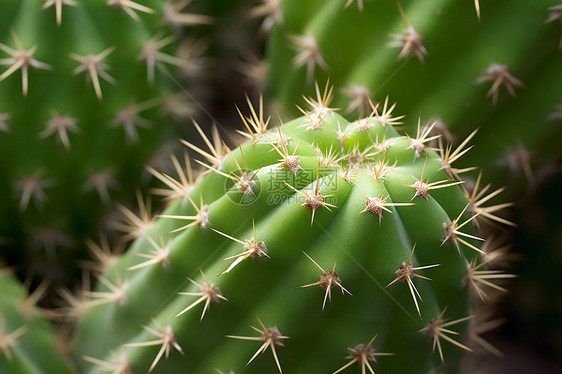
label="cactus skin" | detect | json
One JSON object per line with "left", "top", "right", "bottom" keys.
{"left": 264, "top": 0, "right": 562, "bottom": 187}
{"left": 0, "top": 269, "right": 73, "bottom": 373}
{"left": 0, "top": 0, "right": 208, "bottom": 286}
{"left": 69, "top": 101, "right": 507, "bottom": 374}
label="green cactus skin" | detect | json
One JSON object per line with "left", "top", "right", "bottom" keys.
{"left": 0, "top": 269, "right": 73, "bottom": 373}
{"left": 263, "top": 0, "right": 562, "bottom": 188}
{"left": 0, "top": 0, "right": 210, "bottom": 287}
{"left": 69, "top": 99, "right": 510, "bottom": 374}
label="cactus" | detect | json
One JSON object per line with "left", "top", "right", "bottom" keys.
{"left": 258, "top": 0, "right": 562, "bottom": 362}
{"left": 0, "top": 267, "right": 73, "bottom": 373}
{"left": 263, "top": 0, "right": 562, "bottom": 189}
{"left": 66, "top": 95, "right": 512, "bottom": 374}
{"left": 0, "top": 0, "right": 211, "bottom": 288}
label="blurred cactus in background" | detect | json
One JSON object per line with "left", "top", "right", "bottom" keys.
{"left": 0, "top": 267, "right": 73, "bottom": 373}
{"left": 0, "top": 0, "right": 211, "bottom": 291}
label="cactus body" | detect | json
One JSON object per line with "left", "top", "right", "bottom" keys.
{"left": 0, "top": 269, "right": 72, "bottom": 373}
{"left": 71, "top": 102, "right": 504, "bottom": 373}
{"left": 0, "top": 0, "right": 206, "bottom": 286}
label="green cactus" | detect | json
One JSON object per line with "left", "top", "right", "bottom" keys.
{"left": 0, "top": 267, "right": 73, "bottom": 373}
{"left": 259, "top": 0, "right": 562, "bottom": 362}
{"left": 67, "top": 97, "right": 512, "bottom": 374}
{"left": 263, "top": 0, "right": 562, "bottom": 189}
{"left": 0, "top": 0, "right": 211, "bottom": 287}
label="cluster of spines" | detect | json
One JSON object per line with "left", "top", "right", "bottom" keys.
{"left": 56, "top": 89, "right": 517, "bottom": 374}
